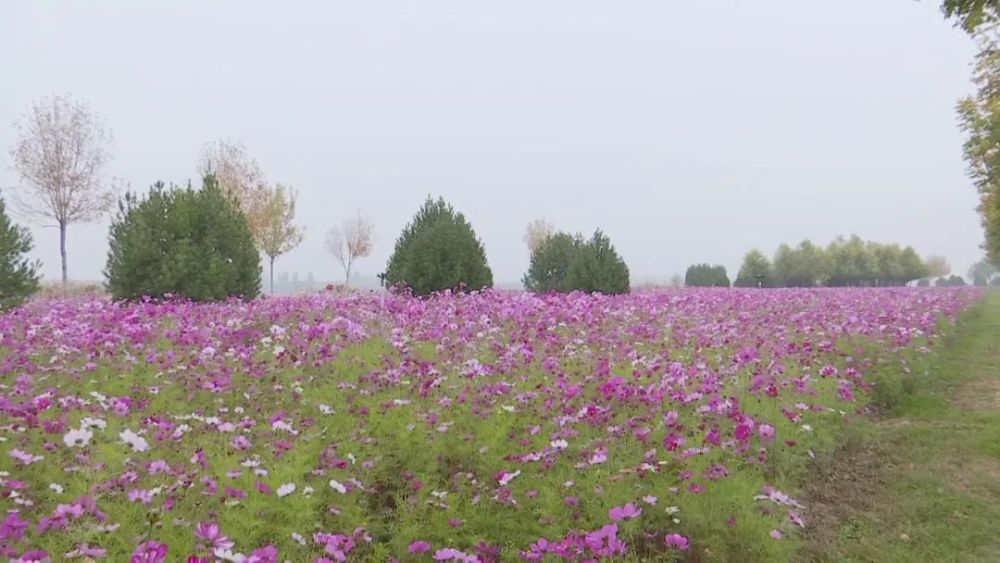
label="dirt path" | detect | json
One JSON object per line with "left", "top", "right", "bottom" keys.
{"left": 799, "top": 294, "right": 1000, "bottom": 562}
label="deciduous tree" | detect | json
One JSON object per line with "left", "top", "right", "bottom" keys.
{"left": 734, "top": 250, "right": 773, "bottom": 288}
{"left": 9, "top": 95, "right": 116, "bottom": 283}
{"left": 325, "top": 210, "right": 375, "bottom": 287}
{"left": 197, "top": 139, "right": 271, "bottom": 242}
{"left": 257, "top": 185, "right": 304, "bottom": 294}
{"left": 523, "top": 219, "right": 555, "bottom": 254}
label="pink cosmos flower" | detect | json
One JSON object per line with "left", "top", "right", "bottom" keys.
{"left": 148, "top": 460, "right": 170, "bottom": 474}
{"left": 195, "top": 521, "right": 235, "bottom": 550}
{"left": 758, "top": 423, "right": 776, "bottom": 442}
{"left": 12, "top": 549, "right": 50, "bottom": 563}
{"left": 232, "top": 435, "right": 252, "bottom": 450}
{"left": 247, "top": 545, "right": 279, "bottom": 563}
{"left": 131, "top": 541, "right": 168, "bottom": 563}
{"left": 64, "top": 543, "right": 107, "bottom": 559}
{"left": 664, "top": 533, "right": 690, "bottom": 550}
{"left": 608, "top": 503, "right": 642, "bottom": 521}
{"left": 9, "top": 449, "right": 43, "bottom": 465}
{"left": 127, "top": 489, "right": 153, "bottom": 504}
{"left": 408, "top": 541, "right": 432, "bottom": 554}
{"left": 1, "top": 512, "right": 31, "bottom": 541}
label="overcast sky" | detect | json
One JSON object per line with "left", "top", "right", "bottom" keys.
{"left": 0, "top": 0, "right": 984, "bottom": 286}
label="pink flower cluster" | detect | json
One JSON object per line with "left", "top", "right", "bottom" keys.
{"left": 0, "top": 287, "right": 980, "bottom": 560}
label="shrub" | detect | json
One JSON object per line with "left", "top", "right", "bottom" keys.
{"left": 104, "top": 176, "right": 261, "bottom": 301}
{"left": 563, "top": 230, "right": 630, "bottom": 294}
{"left": 522, "top": 232, "right": 582, "bottom": 292}
{"left": 0, "top": 195, "right": 40, "bottom": 310}
{"left": 935, "top": 275, "right": 968, "bottom": 287}
{"left": 385, "top": 197, "right": 492, "bottom": 296}
{"left": 685, "top": 263, "right": 730, "bottom": 287}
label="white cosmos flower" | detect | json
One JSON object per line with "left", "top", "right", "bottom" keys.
{"left": 318, "top": 404, "right": 335, "bottom": 415}
{"left": 49, "top": 483, "right": 64, "bottom": 494}
{"left": 329, "top": 480, "right": 347, "bottom": 494}
{"left": 213, "top": 547, "right": 247, "bottom": 562}
{"left": 80, "top": 417, "right": 107, "bottom": 430}
{"left": 119, "top": 429, "right": 149, "bottom": 452}
{"left": 63, "top": 427, "right": 93, "bottom": 448}
{"left": 276, "top": 483, "right": 296, "bottom": 497}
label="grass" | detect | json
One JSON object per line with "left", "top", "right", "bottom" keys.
{"left": 800, "top": 292, "right": 1000, "bottom": 562}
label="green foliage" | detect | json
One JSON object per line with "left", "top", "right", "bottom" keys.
{"left": 941, "top": 0, "right": 1000, "bottom": 34}
{"left": 385, "top": 196, "right": 492, "bottom": 296}
{"left": 740, "top": 236, "right": 928, "bottom": 288}
{"left": 563, "top": 230, "right": 630, "bottom": 294}
{"left": 0, "top": 195, "right": 40, "bottom": 309}
{"left": 523, "top": 230, "right": 630, "bottom": 294}
{"left": 936, "top": 275, "right": 968, "bottom": 287}
{"left": 104, "top": 175, "right": 262, "bottom": 301}
{"left": 802, "top": 296, "right": 1000, "bottom": 562}
{"left": 773, "top": 240, "right": 827, "bottom": 287}
{"left": 734, "top": 249, "right": 773, "bottom": 288}
{"left": 968, "top": 257, "right": 997, "bottom": 285}
{"left": 684, "top": 263, "right": 730, "bottom": 287}
{"left": 522, "top": 232, "right": 582, "bottom": 292}
{"left": 958, "top": 48, "right": 1000, "bottom": 267}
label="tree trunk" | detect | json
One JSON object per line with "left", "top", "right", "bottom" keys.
{"left": 269, "top": 256, "right": 275, "bottom": 295}
{"left": 345, "top": 261, "right": 351, "bottom": 288}
{"left": 59, "top": 220, "right": 68, "bottom": 284}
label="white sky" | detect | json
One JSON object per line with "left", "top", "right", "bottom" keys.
{"left": 0, "top": 0, "right": 984, "bottom": 285}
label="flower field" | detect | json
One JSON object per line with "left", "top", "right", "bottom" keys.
{"left": 0, "top": 288, "right": 982, "bottom": 562}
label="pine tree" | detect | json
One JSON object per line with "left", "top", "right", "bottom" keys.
{"left": 385, "top": 196, "right": 492, "bottom": 296}
{"left": 564, "top": 230, "right": 630, "bottom": 294}
{"left": 105, "top": 175, "right": 261, "bottom": 301}
{"left": 0, "top": 195, "right": 40, "bottom": 310}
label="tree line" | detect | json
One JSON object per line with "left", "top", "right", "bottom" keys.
{"left": 680, "top": 236, "right": 945, "bottom": 289}
{"left": 732, "top": 236, "right": 935, "bottom": 288}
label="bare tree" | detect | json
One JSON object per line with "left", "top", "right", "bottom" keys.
{"left": 257, "top": 184, "right": 304, "bottom": 295}
{"left": 9, "top": 95, "right": 116, "bottom": 283}
{"left": 325, "top": 211, "right": 375, "bottom": 286}
{"left": 524, "top": 218, "right": 555, "bottom": 254}
{"left": 198, "top": 139, "right": 271, "bottom": 241}
{"left": 925, "top": 255, "right": 952, "bottom": 278}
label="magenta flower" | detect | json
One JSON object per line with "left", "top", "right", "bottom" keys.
{"left": 195, "top": 521, "right": 235, "bottom": 550}
{"left": 64, "top": 543, "right": 107, "bottom": 558}
{"left": 408, "top": 541, "right": 432, "bottom": 554}
{"left": 609, "top": 503, "right": 642, "bottom": 521}
{"left": 13, "top": 549, "right": 50, "bottom": 563}
{"left": 131, "top": 541, "right": 168, "bottom": 563}
{"left": 665, "top": 533, "right": 690, "bottom": 550}
{"left": 248, "top": 545, "right": 279, "bottom": 563}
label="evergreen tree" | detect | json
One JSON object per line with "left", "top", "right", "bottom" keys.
{"left": 105, "top": 175, "right": 261, "bottom": 301}
{"left": 685, "top": 263, "right": 730, "bottom": 287}
{"left": 564, "top": 230, "right": 630, "bottom": 294}
{"left": 385, "top": 196, "right": 492, "bottom": 296}
{"left": 523, "top": 232, "right": 582, "bottom": 292}
{"left": 0, "top": 195, "right": 40, "bottom": 310}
